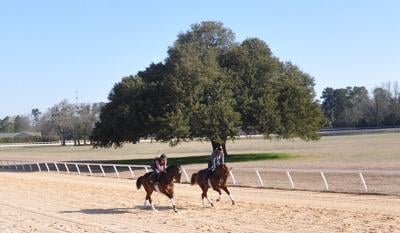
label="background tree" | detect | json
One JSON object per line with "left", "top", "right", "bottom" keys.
{"left": 38, "top": 100, "right": 103, "bottom": 145}
{"left": 371, "top": 87, "right": 391, "bottom": 127}
{"left": 321, "top": 84, "right": 400, "bottom": 128}
{"left": 13, "top": 115, "right": 32, "bottom": 132}
{"left": 31, "top": 108, "right": 41, "bottom": 130}
{"left": 0, "top": 117, "right": 14, "bottom": 133}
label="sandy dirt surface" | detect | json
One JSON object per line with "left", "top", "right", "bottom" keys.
{"left": 0, "top": 172, "right": 399, "bottom": 233}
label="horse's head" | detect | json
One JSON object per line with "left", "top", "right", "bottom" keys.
{"left": 166, "top": 164, "right": 182, "bottom": 183}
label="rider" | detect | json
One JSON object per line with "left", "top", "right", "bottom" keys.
{"left": 205, "top": 146, "right": 225, "bottom": 183}
{"left": 151, "top": 153, "right": 168, "bottom": 187}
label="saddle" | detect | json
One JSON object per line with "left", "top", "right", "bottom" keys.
{"left": 151, "top": 172, "right": 165, "bottom": 192}
{"left": 199, "top": 169, "right": 214, "bottom": 187}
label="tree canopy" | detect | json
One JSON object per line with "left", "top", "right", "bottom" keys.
{"left": 92, "top": 21, "right": 325, "bottom": 150}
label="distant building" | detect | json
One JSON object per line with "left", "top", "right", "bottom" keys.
{"left": 0, "top": 131, "right": 41, "bottom": 139}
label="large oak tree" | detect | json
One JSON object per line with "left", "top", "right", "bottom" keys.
{"left": 92, "top": 21, "right": 325, "bottom": 153}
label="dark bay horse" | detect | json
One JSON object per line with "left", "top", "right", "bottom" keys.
{"left": 136, "top": 164, "right": 182, "bottom": 212}
{"left": 191, "top": 164, "right": 235, "bottom": 206}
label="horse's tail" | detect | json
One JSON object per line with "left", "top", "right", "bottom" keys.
{"left": 190, "top": 173, "right": 198, "bottom": 185}
{"left": 136, "top": 176, "right": 144, "bottom": 190}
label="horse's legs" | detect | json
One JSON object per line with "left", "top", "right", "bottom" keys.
{"left": 163, "top": 191, "right": 178, "bottom": 213}
{"left": 146, "top": 193, "right": 157, "bottom": 211}
{"left": 212, "top": 186, "right": 222, "bottom": 202}
{"left": 169, "top": 197, "right": 178, "bottom": 213}
{"left": 221, "top": 186, "right": 235, "bottom": 205}
{"left": 201, "top": 187, "right": 213, "bottom": 207}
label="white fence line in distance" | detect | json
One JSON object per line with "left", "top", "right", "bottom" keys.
{"left": 0, "top": 160, "right": 399, "bottom": 195}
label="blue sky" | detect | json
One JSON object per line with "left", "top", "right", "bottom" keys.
{"left": 1, "top": 1, "right": 399, "bottom": 118}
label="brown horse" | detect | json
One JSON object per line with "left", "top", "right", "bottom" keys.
{"left": 136, "top": 164, "right": 182, "bottom": 212}
{"left": 191, "top": 164, "right": 235, "bottom": 206}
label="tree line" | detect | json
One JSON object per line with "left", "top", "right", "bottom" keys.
{"left": 0, "top": 101, "right": 103, "bottom": 145}
{"left": 3, "top": 81, "right": 398, "bottom": 146}
{"left": 321, "top": 82, "right": 400, "bottom": 128}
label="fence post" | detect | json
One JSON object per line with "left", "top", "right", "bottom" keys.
{"left": 45, "top": 163, "right": 50, "bottom": 172}
{"left": 359, "top": 173, "right": 368, "bottom": 192}
{"left": 286, "top": 171, "right": 295, "bottom": 189}
{"left": 100, "top": 165, "right": 106, "bottom": 177}
{"left": 229, "top": 170, "right": 237, "bottom": 185}
{"left": 113, "top": 165, "right": 120, "bottom": 178}
{"left": 13, "top": 161, "right": 18, "bottom": 170}
{"left": 255, "top": 170, "right": 264, "bottom": 187}
{"left": 87, "top": 164, "right": 93, "bottom": 176}
{"left": 64, "top": 163, "right": 70, "bottom": 174}
{"left": 54, "top": 163, "right": 60, "bottom": 173}
{"left": 181, "top": 167, "right": 190, "bottom": 183}
{"left": 20, "top": 161, "right": 25, "bottom": 171}
{"left": 128, "top": 166, "right": 135, "bottom": 179}
{"left": 75, "top": 163, "right": 81, "bottom": 175}
{"left": 28, "top": 164, "right": 33, "bottom": 171}
{"left": 144, "top": 166, "right": 149, "bottom": 173}
{"left": 37, "top": 163, "right": 42, "bottom": 172}
{"left": 320, "top": 171, "right": 329, "bottom": 191}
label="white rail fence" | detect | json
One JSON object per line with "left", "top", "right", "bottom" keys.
{"left": 0, "top": 160, "right": 399, "bottom": 195}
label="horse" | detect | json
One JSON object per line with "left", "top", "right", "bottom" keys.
{"left": 190, "top": 164, "right": 235, "bottom": 206}
{"left": 136, "top": 164, "right": 182, "bottom": 212}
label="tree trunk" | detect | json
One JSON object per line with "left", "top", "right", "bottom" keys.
{"left": 222, "top": 143, "right": 228, "bottom": 156}
{"left": 210, "top": 140, "right": 229, "bottom": 156}
{"left": 211, "top": 140, "right": 219, "bottom": 151}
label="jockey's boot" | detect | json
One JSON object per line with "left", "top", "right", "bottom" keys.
{"left": 154, "top": 182, "right": 160, "bottom": 192}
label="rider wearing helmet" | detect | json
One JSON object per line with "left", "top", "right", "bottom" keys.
{"left": 209, "top": 146, "right": 224, "bottom": 171}
{"left": 205, "top": 146, "right": 224, "bottom": 184}
{"left": 151, "top": 153, "right": 168, "bottom": 186}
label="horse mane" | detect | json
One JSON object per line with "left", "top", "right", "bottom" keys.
{"left": 215, "top": 164, "right": 229, "bottom": 178}
{"left": 167, "top": 164, "right": 180, "bottom": 172}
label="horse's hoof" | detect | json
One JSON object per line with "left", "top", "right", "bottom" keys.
{"left": 216, "top": 199, "right": 220, "bottom": 202}
{"left": 232, "top": 201, "right": 235, "bottom": 205}
{"left": 210, "top": 203, "right": 214, "bottom": 207}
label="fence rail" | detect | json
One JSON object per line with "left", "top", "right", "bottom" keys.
{"left": 0, "top": 160, "right": 399, "bottom": 195}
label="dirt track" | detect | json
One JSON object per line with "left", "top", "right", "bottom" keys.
{"left": 0, "top": 172, "right": 399, "bottom": 233}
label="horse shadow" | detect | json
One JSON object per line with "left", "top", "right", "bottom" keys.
{"left": 133, "top": 205, "right": 188, "bottom": 212}
{"left": 59, "top": 207, "right": 134, "bottom": 215}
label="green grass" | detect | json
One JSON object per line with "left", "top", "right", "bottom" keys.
{"left": 84, "top": 152, "right": 292, "bottom": 166}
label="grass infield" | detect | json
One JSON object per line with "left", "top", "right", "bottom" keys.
{"left": 84, "top": 152, "right": 292, "bottom": 166}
